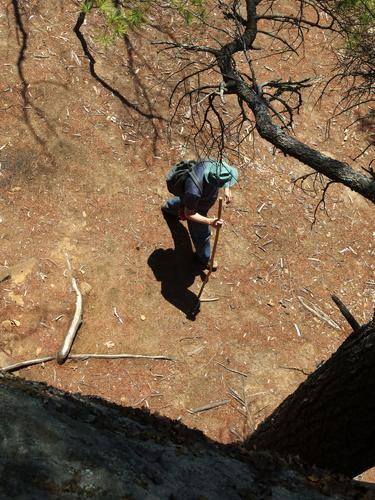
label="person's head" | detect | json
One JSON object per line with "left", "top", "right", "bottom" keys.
{"left": 203, "top": 159, "right": 238, "bottom": 188}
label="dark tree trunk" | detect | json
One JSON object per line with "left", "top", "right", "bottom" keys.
{"left": 246, "top": 319, "right": 375, "bottom": 478}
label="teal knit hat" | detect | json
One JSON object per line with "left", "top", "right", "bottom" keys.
{"left": 203, "top": 159, "right": 238, "bottom": 188}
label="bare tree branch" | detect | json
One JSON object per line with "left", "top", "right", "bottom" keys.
{"left": 162, "top": 0, "right": 375, "bottom": 204}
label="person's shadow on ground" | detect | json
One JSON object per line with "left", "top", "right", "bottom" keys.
{"left": 148, "top": 212, "right": 204, "bottom": 320}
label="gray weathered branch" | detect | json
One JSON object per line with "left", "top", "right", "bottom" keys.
{"left": 1, "top": 353, "right": 177, "bottom": 373}
{"left": 57, "top": 276, "right": 83, "bottom": 365}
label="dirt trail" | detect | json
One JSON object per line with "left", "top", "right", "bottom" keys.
{"left": 0, "top": 0, "right": 374, "bottom": 480}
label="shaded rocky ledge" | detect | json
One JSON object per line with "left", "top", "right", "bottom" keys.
{"left": 0, "top": 373, "right": 373, "bottom": 499}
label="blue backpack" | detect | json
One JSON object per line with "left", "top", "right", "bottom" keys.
{"left": 166, "top": 160, "right": 203, "bottom": 197}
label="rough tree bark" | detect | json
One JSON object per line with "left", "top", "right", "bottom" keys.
{"left": 0, "top": 373, "right": 373, "bottom": 499}
{"left": 246, "top": 318, "right": 375, "bottom": 478}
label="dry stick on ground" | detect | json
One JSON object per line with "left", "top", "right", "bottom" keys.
{"left": 297, "top": 295, "right": 341, "bottom": 330}
{"left": 228, "top": 387, "right": 245, "bottom": 406}
{"left": 57, "top": 276, "right": 83, "bottom": 364}
{"left": 1, "top": 353, "right": 177, "bottom": 373}
{"left": 0, "top": 266, "right": 10, "bottom": 282}
{"left": 331, "top": 294, "right": 361, "bottom": 332}
{"left": 1, "top": 356, "right": 56, "bottom": 372}
{"left": 279, "top": 365, "right": 311, "bottom": 376}
{"left": 57, "top": 254, "right": 83, "bottom": 365}
{"left": 187, "top": 399, "right": 230, "bottom": 414}
{"left": 217, "top": 362, "right": 248, "bottom": 377}
{"left": 71, "top": 353, "right": 176, "bottom": 361}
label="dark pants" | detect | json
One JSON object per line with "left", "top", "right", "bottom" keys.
{"left": 162, "top": 197, "right": 211, "bottom": 265}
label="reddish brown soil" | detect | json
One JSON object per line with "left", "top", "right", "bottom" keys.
{"left": 0, "top": 0, "right": 374, "bottom": 480}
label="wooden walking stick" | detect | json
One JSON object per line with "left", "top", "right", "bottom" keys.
{"left": 190, "top": 197, "right": 223, "bottom": 317}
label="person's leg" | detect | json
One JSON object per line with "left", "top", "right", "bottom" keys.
{"left": 162, "top": 197, "right": 192, "bottom": 253}
{"left": 187, "top": 219, "right": 211, "bottom": 265}
{"left": 161, "top": 197, "right": 181, "bottom": 217}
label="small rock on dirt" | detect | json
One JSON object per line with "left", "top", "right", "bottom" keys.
{"left": 1, "top": 320, "right": 13, "bottom": 332}
{"left": 1, "top": 319, "right": 20, "bottom": 331}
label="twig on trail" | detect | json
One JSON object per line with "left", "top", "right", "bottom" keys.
{"left": 297, "top": 295, "right": 341, "bottom": 330}
{"left": 57, "top": 272, "right": 83, "bottom": 365}
{"left": 217, "top": 362, "right": 248, "bottom": 377}
{"left": 134, "top": 395, "right": 149, "bottom": 407}
{"left": 261, "top": 239, "right": 273, "bottom": 249}
{"left": 228, "top": 387, "right": 246, "bottom": 406}
{"left": 257, "top": 202, "right": 267, "bottom": 213}
{"left": 331, "top": 294, "right": 360, "bottom": 332}
{"left": 0, "top": 266, "right": 10, "bottom": 282}
{"left": 179, "top": 336, "right": 203, "bottom": 342}
{"left": 294, "top": 323, "right": 302, "bottom": 337}
{"left": 53, "top": 315, "right": 64, "bottom": 322}
{"left": 229, "top": 427, "right": 243, "bottom": 440}
{"left": 255, "top": 404, "right": 270, "bottom": 416}
{"left": 1, "top": 356, "right": 55, "bottom": 372}
{"left": 200, "top": 297, "right": 219, "bottom": 302}
{"left": 279, "top": 365, "right": 311, "bottom": 376}
{"left": 113, "top": 307, "right": 124, "bottom": 324}
{"left": 70, "top": 353, "right": 176, "bottom": 361}
{"left": 134, "top": 390, "right": 163, "bottom": 407}
{"left": 1, "top": 352, "right": 177, "bottom": 373}
{"left": 187, "top": 400, "right": 230, "bottom": 414}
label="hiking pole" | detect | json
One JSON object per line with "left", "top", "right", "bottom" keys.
{"left": 190, "top": 197, "right": 223, "bottom": 317}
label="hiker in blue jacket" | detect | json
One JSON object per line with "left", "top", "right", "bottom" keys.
{"left": 161, "top": 159, "right": 238, "bottom": 270}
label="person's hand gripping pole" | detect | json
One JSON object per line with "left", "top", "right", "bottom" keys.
{"left": 204, "top": 197, "right": 223, "bottom": 282}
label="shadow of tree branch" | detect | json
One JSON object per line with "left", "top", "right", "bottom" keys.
{"left": 123, "top": 34, "right": 161, "bottom": 155}
{"left": 11, "top": 0, "right": 59, "bottom": 154}
{"left": 74, "top": 11, "right": 164, "bottom": 125}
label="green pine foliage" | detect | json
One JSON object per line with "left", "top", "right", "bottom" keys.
{"left": 81, "top": 0, "right": 148, "bottom": 44}
{"left": 337, "top": 0, "right": 374, "bottom": 21}
{"left": 333, "top": 0, "right": 374, "bottom": 51}
{"left": 81, "top": 0, "right": 206, "bottom": 45}
{"left": 171, "top": 0, "right": 206, "bottom": 24}
{"left": 336, "top": 0, "right": 374, "bottom": 31}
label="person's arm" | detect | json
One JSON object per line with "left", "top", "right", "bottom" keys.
{"left": 184, "top": 207, "right": 223, "bottom": 227}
